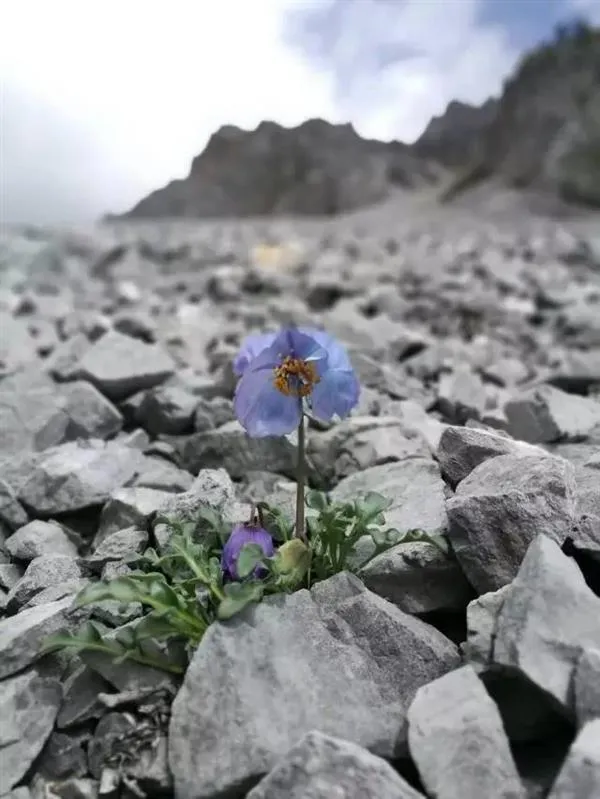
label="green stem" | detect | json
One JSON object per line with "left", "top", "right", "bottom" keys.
{"left": 294, "top": 414, "right": 307, "bottom": 542}
{"left": 171, "top": 541, "right": 226, "bottom": 602}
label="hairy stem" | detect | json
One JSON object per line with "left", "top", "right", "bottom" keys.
{"left": 294, "top": 414, "right": 307, "bottom": 542}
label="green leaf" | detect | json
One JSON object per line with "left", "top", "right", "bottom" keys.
{"left": 181, "top": 521, "right": 198, "bottom": 538}
{"left": 132, "top": 612, "right": 183, "bottom": 642}
{"left": 370, "top": 527, "right": 389, "bottom": 547}
{"left": 358, "top": 492, "right": 391, "bottom": 518}
{"left": 114, "top": 627, "right": 138, "bottom": 649}
{"left": 40, "top": 621, "right": 105, "bottom": 654}
{"left": 305, "top": 490, "right": 329, "bottom": 511}
{"left": 236, "top": 543, "right": 266, "bottom": 579}
{"left": 75, "top": 578, "right": 142, "bottom": 607}
{"left": 401, "top": 529, "right": 451, "bottom": 555}
{"left": 217, "top": 582, "right": 264, "bottom": 620}
{"left": 146, "top": 576, "right": 182, "bottom": 608}
{"left": 207, "top": 556, "right": 224, "bottom": 583}
{"left": 196, "top": 505, "right": 225, "bottom": 532}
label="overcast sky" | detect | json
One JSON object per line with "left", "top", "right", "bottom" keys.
{"left": 1, "top": 0, "right": 599, "bottom": 226}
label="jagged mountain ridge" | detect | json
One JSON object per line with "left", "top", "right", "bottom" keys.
{"left": 117, "top": 118, "right": 442, "bottom": 220}
{"left": 442, "top": 20, "right": 600, "bottom": 206}
{"left": 412, "top": 99, "right": 499, "bottom": 168}
{"left": 116, "top": 19, "right": 600, "bottom": 220}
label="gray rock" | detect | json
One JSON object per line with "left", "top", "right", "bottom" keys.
{"left": 132, "top": 457, "right": 193, "bottom": 492}
{"left": 247, "top": 731, "right": 426, "bottom": 799}
{"left": 0, "top": 669, "right": 63, "bottom": 794}
{"left": 87, "top": 526, "right": 148, "bottom": 569}
{"left": 94, "top": 487, "right": 172, "bottom": 546}
{"left": 407, "top": 665, "right": 525, "bottom": 799}
{"left": 494, "top": 535, "right": 600, "bottom": 712}
{"left": 546, "top": 719, "right": 600, "bottom": 799}
{"left": 446, "top": 454, "right": 576, "bottom": 592}
{"left": 0, "top": 586, "right": 8, "bottom": 613}
{"left": 1, "top": 789, "right": 31, "bottom": 799}
{"left": 87, "top": 711, "right": 136, "bottom": 778}
{"left": 0, "top": 562, "right": 23, "bottom": 591}
{"left": 36, "top": 730, "right": 88, "bottom": 779}
{"left": 0, "top": 312, "right": 38, "bottom": 375}
{"left": 503, "top": 385, "right": 600, "bottom": 444}
{"left": 437, "top": 366, "right": 487, "bottom": 424}
{"left": 46, "top": 332, "right": 91, "bottom": 380}
{"left": 7, "top": 555, "right": 82, "bottom": 610}
{"left": 70, "top": 330, "right": 175, "bottom": 400}
{"left": 126, "top": 735, "right": 173, "bottom": 796}
{"left": 58, "top": 380, "right": 123, "bottom": 440}
{"left": 5, "top": 520, "right": 78, "bottom": 562}
{"left": 385, "top": 399, "right": 446, "bottom": 452}
{"left": 0, "top": 387, "right": 71, "bottom": 457}
{"left": 180, "top": 420, "right": 301, "bottom": 481}
{"left": 156, "top": 467, "right": 243, "bottom": 532}
{"left": 113, "top": 307, "right": 156, "bottom": 340}
{"left": 56, "top": 664, "right": 111, "bottom": 729}
{"left": 332, "top": 459, "right": 448, "bottom": 538}
{"left": 193, "top": 396, "right": 235, "bottom": 432}
{"left": 0, "top": 595, "right": 87, "bottom": 680}
{"left": 309, "top": 416, "right": 431, "bottom": 485}
{"left": 136, "top": 384, "right": 198, "bottom": 435}
{"left": 437, "top": 425, "right": 552, "bottom": 486}
{"left": 17, "top": 440, "right": 144, "bottom": 516}
{"left": 239, "top": 471, "right": 298, "bottom": 525}
{"left": 23, "top": 578, "right": 90, "bottom": 609}
{"left": 574, "top": 647, "right": 600, "bottom": 728}
{"left": 0, "top": 381, "right": 122, "bottom": 458}
{"left": 462, "top": 585, "right": 512, "bottom": 669}
{"left": 0, "top": 479, "right": 29, "bottom": 530}
{"left": 169, "top": 572, "right": 460, "bottom": 799}
{"left": 483, "top": 357, "right": 531, "bottom": 387}
{"left": 360, "top": 540, "right": 472, "bottom": 615}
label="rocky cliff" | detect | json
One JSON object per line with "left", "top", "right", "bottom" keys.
{"left": 119, "top": 119, "right": 439, "bottom": 220}
{"left": 442, "top": 20, "right": 600, "bottom": 207}
{"left": 413, "top": 99, "right": 498, "bottom": 168}
{"left": 116, "top": 20, "right": 599, "bottom": 221}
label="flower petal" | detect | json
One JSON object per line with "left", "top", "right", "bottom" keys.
{"left": 234, "top": 367, "right": 302, "bottom": 436}
{"left": 285, "top": 327, "right": 328, "bottom": 366}
{"left": 310, "top": 368, "right": 360, "bottom": 422}
{"left": 303, "top": 328, "right": 353, "bottom": 371}
{"left": 221, "top": 524, "right": 274, "bottom": 580}
{"left": 234, "top": 331, "right": 278, "bottom": 376}
{"left": 242, "top": 329, "right": 297, "bottom": 374}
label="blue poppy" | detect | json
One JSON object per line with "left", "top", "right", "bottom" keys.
{"left": 233, "top": 327, "right": 360, "bottom": 437}
{"left": 221, "top": 524, "right": 275, "bottom": 580}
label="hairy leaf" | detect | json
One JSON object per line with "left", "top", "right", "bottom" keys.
{"left": 236, "top": 543, "right": 266, "bottom": 579}
{"left": 305, "top": 490, "right": 329, "bottom": 511}
{"left": 217, "top": 581, "right": 264, "bottom": 620}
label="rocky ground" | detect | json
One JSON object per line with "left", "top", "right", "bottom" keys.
{"left": 1, "top": 194, "right": 600, "bottom": 799}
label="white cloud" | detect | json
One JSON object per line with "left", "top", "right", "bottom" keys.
{"left": 286, "top": 0, "right": 520, "bottom": 142}
{"left": 570, "top": 0, "right": 600, "bottom": 23}
{"left": 0, "top": 0, "right": 523, "bottom": 224}
{"left": 0, "top": 0, "right": 338, "bottom": 223}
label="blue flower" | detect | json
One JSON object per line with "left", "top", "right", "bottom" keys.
{"left": 221, "top": 524, "right": 275, "bottom": 580}
{"left": 233, "top": 327, "right": 360, "bottom": 437}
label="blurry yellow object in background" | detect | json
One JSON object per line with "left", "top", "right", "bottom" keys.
{"left": 251, "top": 241, "right": 303, "bottom": 270}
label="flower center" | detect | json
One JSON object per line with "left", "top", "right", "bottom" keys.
{"left": 273, "top": 356, "right": 320, "bottom": 397}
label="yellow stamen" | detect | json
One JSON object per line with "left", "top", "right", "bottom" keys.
{"left": 273, "top": 356, "right": 320, "bottom": 397}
